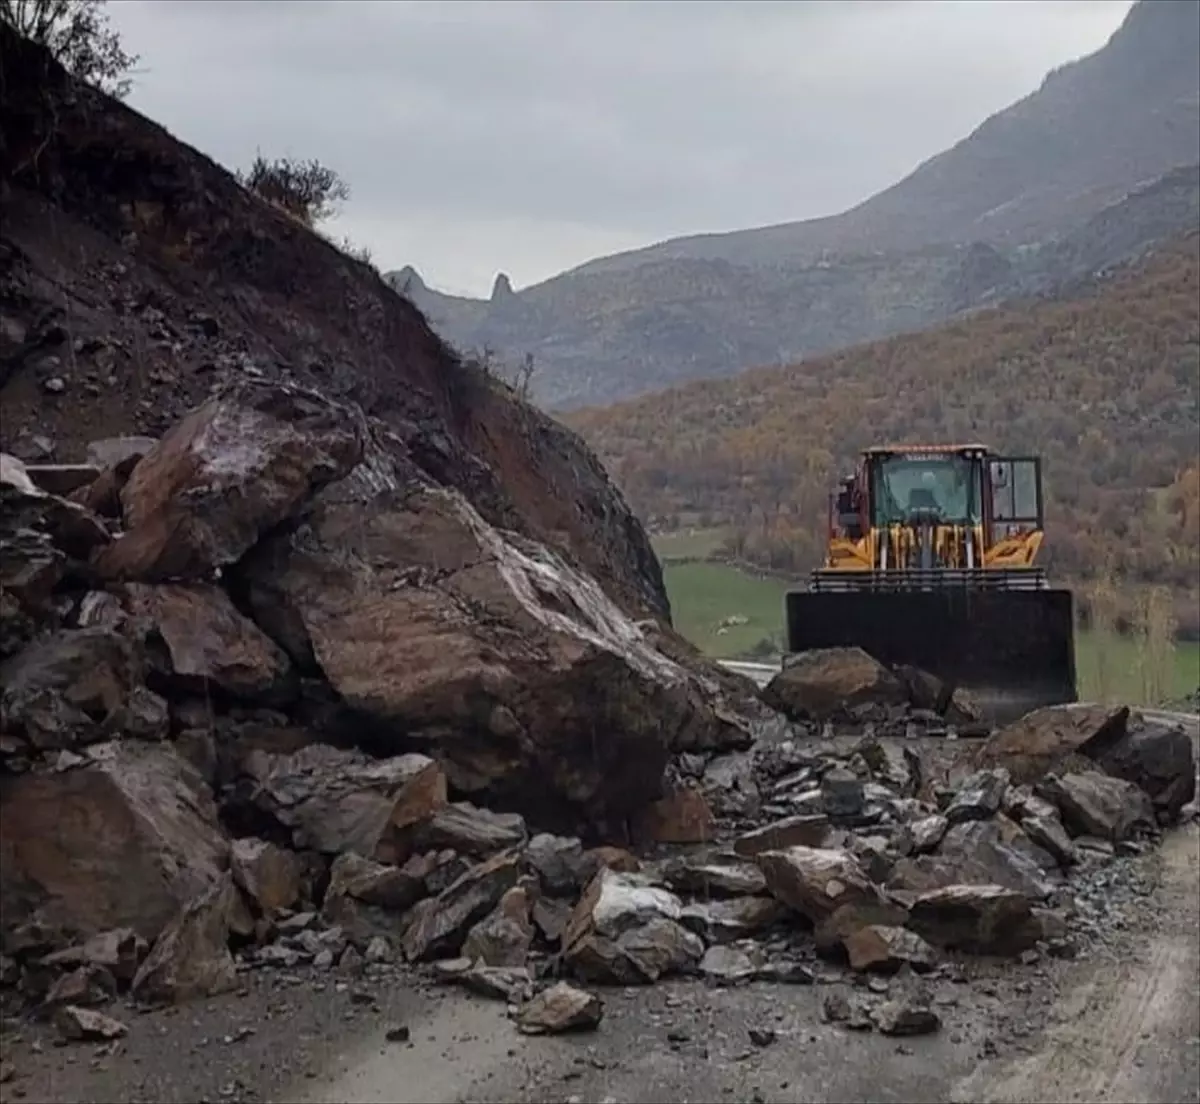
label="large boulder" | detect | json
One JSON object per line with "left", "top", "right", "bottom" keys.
{"left": 118, "top": 582, "right": 295, "bottom": 704}
{"left": 755, "top": 846, "right": 883, "bottom": 927}
{"left": 93, "top": 379, "right": 365, "bottom": 581}
{"left": 762, "top": 648, "right": 908, "bottom": 722}
{"left": 972, "top": 704, "right": 1129, "bottom": 785}
{"left": 0, "top": 742, "right": 229, "bottom": 950}
{"left": 237, "top": 430, "right": 752, "bottom": 831}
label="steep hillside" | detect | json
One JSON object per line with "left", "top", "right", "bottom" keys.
{"left": 390, "top": 0, "right": 1200, "bottom": 410}
{"left": 566, "top": 233, "right": 1200, "bottom": 628}
{"left": 0, "top": 23, "right": 666, "bottom": 624}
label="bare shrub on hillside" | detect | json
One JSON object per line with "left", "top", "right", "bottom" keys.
{"left": 1, "top": 0, "right": 136, "bottom": 96}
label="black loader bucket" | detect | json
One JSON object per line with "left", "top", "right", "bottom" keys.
{"left": 784, "top": 585, "right": 1078, "bottom": 726}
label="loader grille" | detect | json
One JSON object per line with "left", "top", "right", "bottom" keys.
{"left": 810, "top": 567, "right": 1048, "bottom": 592}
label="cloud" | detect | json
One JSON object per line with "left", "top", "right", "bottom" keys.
{"left": 109, "top": 0, "right": 1135, "bottom": 295}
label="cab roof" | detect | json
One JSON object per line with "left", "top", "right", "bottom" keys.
{"left": 862, "top": 443, "right": 989, "bottom": 456}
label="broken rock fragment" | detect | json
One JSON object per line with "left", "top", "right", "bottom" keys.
{"left": 415, "top": 802, "right": 527, "bottom": 858}
{"left": 53, "top": 1005, "right": 128, "bottom": 1043}
{"left": 1087, "top": 717, "right": 1197, "bottom": 823}
{"left": 230, "top": 837, "right": 303, "bottom": 916}
{"left": 633, "top": 784, "right": 714, "bottom": 843}
{"left": 973, "top": 704, "right": 1129, "bottom": 785}
{"left": 843, "top": 925, "right": 937, "bottom": 974}
{"left": 131, "top": 876, "right": 238, "bottom": 1005}
{"left": 0, "top": 628, "right": 155, "bottom": 753}
{"left": 240, "top": 743, "right": 446, "bottom": 861}
{"left": 872, "top": 999, "right": 940, "bottom": 1036}
{"left": 120, "top": 583, "right": 295, "bottom": 704}
{"left": 762, "top": 647, "right": 907, "bottom": 722}
{"left": 679, "top": 897, "right": 786, "bottom": 943}
{"left": 401, "top": 849, "right": 521, "bottom": 962}
{"left": 95, "top": 379, "right": 365, "bottom": 581}
{"left": 906, "top": 883, "right": 1037, "bottom": 956}
{"left": 943, "top": 768, "right": 1010, "bottom": 824}
{"left": 733, "top": 814, "right": 829, "bottom": 857}
{"left": 755, "top": 846, "right": 882, "bottom": 927}
{"left": 516, "top": 982, "right": 603, "bottom": 1035}
{"left": 1036, "top": 771, "right": 1157, "bottom": 843}
{"left": 461, "top": 884, "right": 535, "bottom": 967}
{"left": 563, "top": 868, "right": 702, "bottom": 984}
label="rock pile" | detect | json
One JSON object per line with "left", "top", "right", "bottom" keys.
{"left": 0, "top": 378, "right": 760, "bottom": 1034}
{"left": 1, "top": 380, "right": 1194, "bottom": 1046}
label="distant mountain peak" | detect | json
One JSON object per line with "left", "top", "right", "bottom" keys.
{"left": 491, "top": 272, "right": 515, "bottom": 301}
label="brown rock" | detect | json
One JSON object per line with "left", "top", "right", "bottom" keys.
{"left": 40, "top": 928, "right": 148, "bottom": 984}
{"left": 40, "top": 964, "right": 118, "bottom": 1013}
{"left": 230, "top": 838, "right": 303, "bottom": 916}
{"left": 235, "top": 437, "right": 751, "bottom": 831}
{"left": 563, "top": 868, "right": 702, "bottom": 984}
{"left": 813, "top": 899, "right": 910, "bottom": 953}
{"left": 1035, "top": 771, "right": 1157, "bottom": 842}
{"left": 401, "top": 850, "right": 521, "bottom": 962}
{"left": 325, "top": 852, "right": 427, "bottom": 912}
{"left": 53, "top": 1005, "right": 128, "bottom": 1042}
{"left": 95, "top": 379, "right": 365, "bottom": 581}
{"left": 240, "top": 743, "right": 446, "bottom": 861}
{"left": 762, "top": 648, "right": 907, "bottom": 722}
{"left": 755, "top": 846, "right": 882, "bottom": 926}
{"left": 1, "top": 479, "right": 112, "bottom": 562}
{"left": 906, "top": 883, "right": 1038, "bottom": 955}
{"left": 0, "top": 742, "right": 228, "bottom": 947}
{"left": 461, "top": 885, "right": 535, "bottom": 967}
{"left": 131, "top": 876, "right": 238, "bottom": 1004}
{"left": 973, "top": 704, "right": 1129, "bottom": 786}
{"left": 633, "top": 785, "right": 714, "bottom": 844}
{"left": 844, "top": 925, "right": 937, "bottom": 973}
{"left": 120, "top": 583, "right": 294, "bottom": 703}
{"left": 734, "top": 814, "right": 830, "bottom": 857}
{"left": 516, "top": 981, "right": 603, "bottom": 1035}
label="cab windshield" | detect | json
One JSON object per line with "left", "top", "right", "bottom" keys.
{"left": 871, "top": 454, "right": 980, "bottom": 526}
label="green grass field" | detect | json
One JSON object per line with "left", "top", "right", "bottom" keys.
{"left": 661, "top": 560, "right": 1200, "bottom": 707}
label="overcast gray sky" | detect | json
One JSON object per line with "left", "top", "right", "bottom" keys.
{"left": 109, "top": 0, "right": 1135, "bottom": 297}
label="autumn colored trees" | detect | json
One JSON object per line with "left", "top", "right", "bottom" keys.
{"left": 568, "top": 233, "right": 1200, "bottom": 635}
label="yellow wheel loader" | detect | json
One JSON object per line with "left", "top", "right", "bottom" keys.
{"left": 784, "top": 444, "right": 1077, "bottom": 723}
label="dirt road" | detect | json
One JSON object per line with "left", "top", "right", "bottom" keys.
{"left": 284, "top": 825, "right": 1199, "bottom": 1104}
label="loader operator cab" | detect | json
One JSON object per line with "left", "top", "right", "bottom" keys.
{"left": 869, "top": 451, "right": 983, "bottom": 528}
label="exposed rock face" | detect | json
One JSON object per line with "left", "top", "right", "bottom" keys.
{"left": 0, "top": 742, "right": 228, "bottom": 948}
{"left": 237, "top": 429, "right": 751, "bottom": 831}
